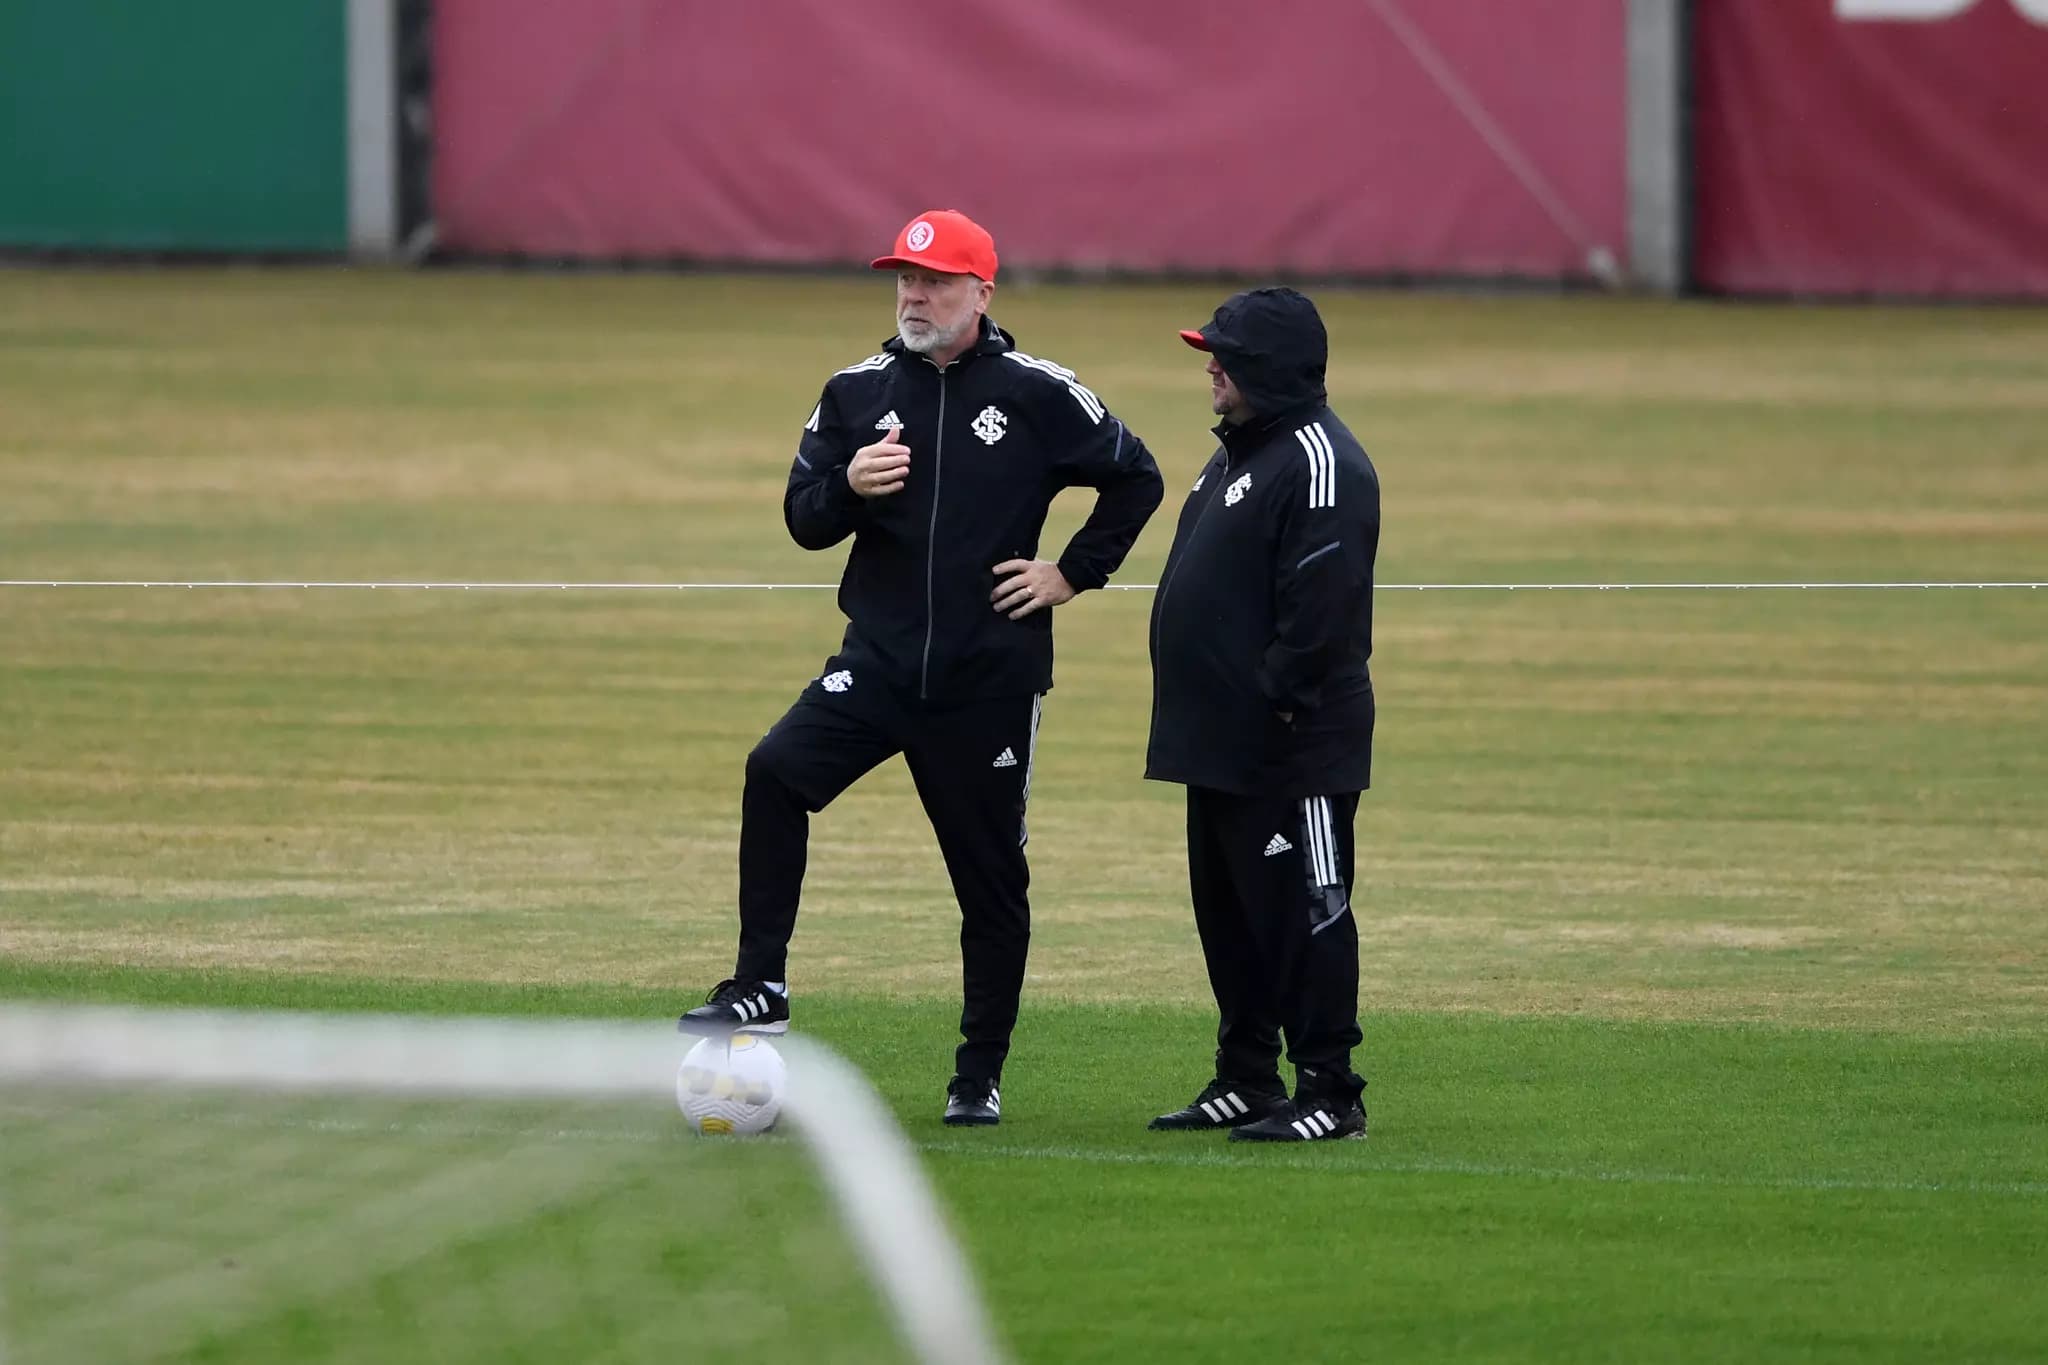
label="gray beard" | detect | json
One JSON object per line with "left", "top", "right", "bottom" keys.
{"left": 898, "top": 318, "right": 968, "bottom": 354}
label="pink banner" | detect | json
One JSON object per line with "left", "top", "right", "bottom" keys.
{"left": 1693, "top": 0, "right": 2048, "bottom": 297}
{"left": 433, "top": 0, "right": 1624, "bottom": 280}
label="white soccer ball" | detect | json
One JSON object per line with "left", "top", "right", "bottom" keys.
{"left": 676, "top": 1034, "right": 786, "bottom": 1135}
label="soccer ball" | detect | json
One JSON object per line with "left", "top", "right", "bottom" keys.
{"left": 676, "top": 1034, "right": 786, "bottom": 1135}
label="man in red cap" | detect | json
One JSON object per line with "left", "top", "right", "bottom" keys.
{"left": 681, "top": 210, "right": 1165, "bottom": 1128}
{"left": 1144, "top": 287, "right": 1380, "bottom": 1143}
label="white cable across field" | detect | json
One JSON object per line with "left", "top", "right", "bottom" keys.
{"left": 2, "top": 580, "right": 2042, "bottom": 593}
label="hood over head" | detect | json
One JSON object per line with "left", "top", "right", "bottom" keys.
{"left": 1179, "top": 287, "right": 1328, "bottom": 418}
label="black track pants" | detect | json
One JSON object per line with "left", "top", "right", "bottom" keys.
{"left": 734, "top": 659, "right": 1041, "bottom": 1084}
{"left": 1185, "top": 786, "right": 1365, "bottom": 1102}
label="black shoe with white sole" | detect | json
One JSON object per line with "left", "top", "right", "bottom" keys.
{"left": 676, "top": 978, "right": 789, "bottom": 1035}
{"left": 942, "top": 1076, "right": 1001, "bottom": 1127}
{"left": 1228, "top": 1097, "right": 1367, "bottom": 1143}
{"left": 1148, "top": 1080, "right": 1289, "bottom": 1132}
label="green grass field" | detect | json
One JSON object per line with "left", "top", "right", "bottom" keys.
{"left": 2, "top": 268, "right": 2045, "bottom": 1363}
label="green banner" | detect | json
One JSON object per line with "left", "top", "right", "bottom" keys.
{"left": 0, "top": 0, "right": 347, "bottom": 251}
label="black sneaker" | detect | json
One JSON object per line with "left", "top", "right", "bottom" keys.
{"left": 1148, "top": 1079, "right": 1289, "bottom": 1132}
{"left": 676, "top": 979, "right": 789, "bottom": 1036}
{"left": 1228, "top": 1097, "right": 1367, "bottom": 1143}
{"left": 942, "top": 1076, "right": 1001, "bottom": 1127}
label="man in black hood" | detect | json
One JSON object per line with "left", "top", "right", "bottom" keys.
{"left": 1144, "top": 287, "right": 1381, "bottom": 1142}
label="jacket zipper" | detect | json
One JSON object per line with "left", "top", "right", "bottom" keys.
{"left": 920, "top": 370, "right": 948, "bottom": 700}
{"left": 1150, "top": 455, "right": 1227, "bottom": 658}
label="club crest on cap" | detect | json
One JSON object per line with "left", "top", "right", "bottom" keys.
{"left": 871, "top": 209, "right": 998, "bottom": 281}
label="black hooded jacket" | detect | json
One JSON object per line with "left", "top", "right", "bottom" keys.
{"left": 1145, "top": 288, "right": 1380, "bottom": 797}
{"left": 786, "top": 316, "right": 1164, "bottom": 705}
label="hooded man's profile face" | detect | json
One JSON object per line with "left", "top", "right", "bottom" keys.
{"left": 1181, "top": 287, "right": 1328, "bottom": 425}
{"left": 1205, "top": 352, "right": 1252, "bottom": 423}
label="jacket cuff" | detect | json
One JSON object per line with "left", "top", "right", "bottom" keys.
{"left": 1056, "top": 556, "right": 1105, "bottom": 593}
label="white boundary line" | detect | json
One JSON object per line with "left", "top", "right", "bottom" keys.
{"left": 2, "top": 580, "right": 2042, "bottom": 593}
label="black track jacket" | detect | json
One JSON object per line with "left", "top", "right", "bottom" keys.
{"left": 786, "top": 316, "right": 1163, "bottom": 705}
{"left": 1146, "top": 289, "right": 1380, "bottom": 798}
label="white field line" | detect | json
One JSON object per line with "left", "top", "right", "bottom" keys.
{"left": 2, "top": 580, "right": 2043, "bottom": 592}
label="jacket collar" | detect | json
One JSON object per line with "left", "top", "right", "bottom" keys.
{"left": 1212, "top": 396, "right": 1326, "bottom": 462}
{"left": 883, "top": 315, "right": 1016, "bottom": 368}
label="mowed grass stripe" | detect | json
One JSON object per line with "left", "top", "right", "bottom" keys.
{"left": 4, "top": 588, "right": 2043, "bottom": 1033}
{"left": 4, "top": 272, "right": 2046, "bottom": 1363}
{"left": 10, "top": 1091, "right": 2034, "bottom": 1199}
{"left": 923, "top": 1140, "right": 2048, "bottom": 1198}
{"left": 6, "top": 964, "right": 2045, "bottom": 1361}
{"left": 5, "top": 962, "right": 2042, "bottom": 1191}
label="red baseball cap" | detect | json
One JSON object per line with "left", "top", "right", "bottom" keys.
{"left": 871, "top": 210, "right": 998, "bottom": 283}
